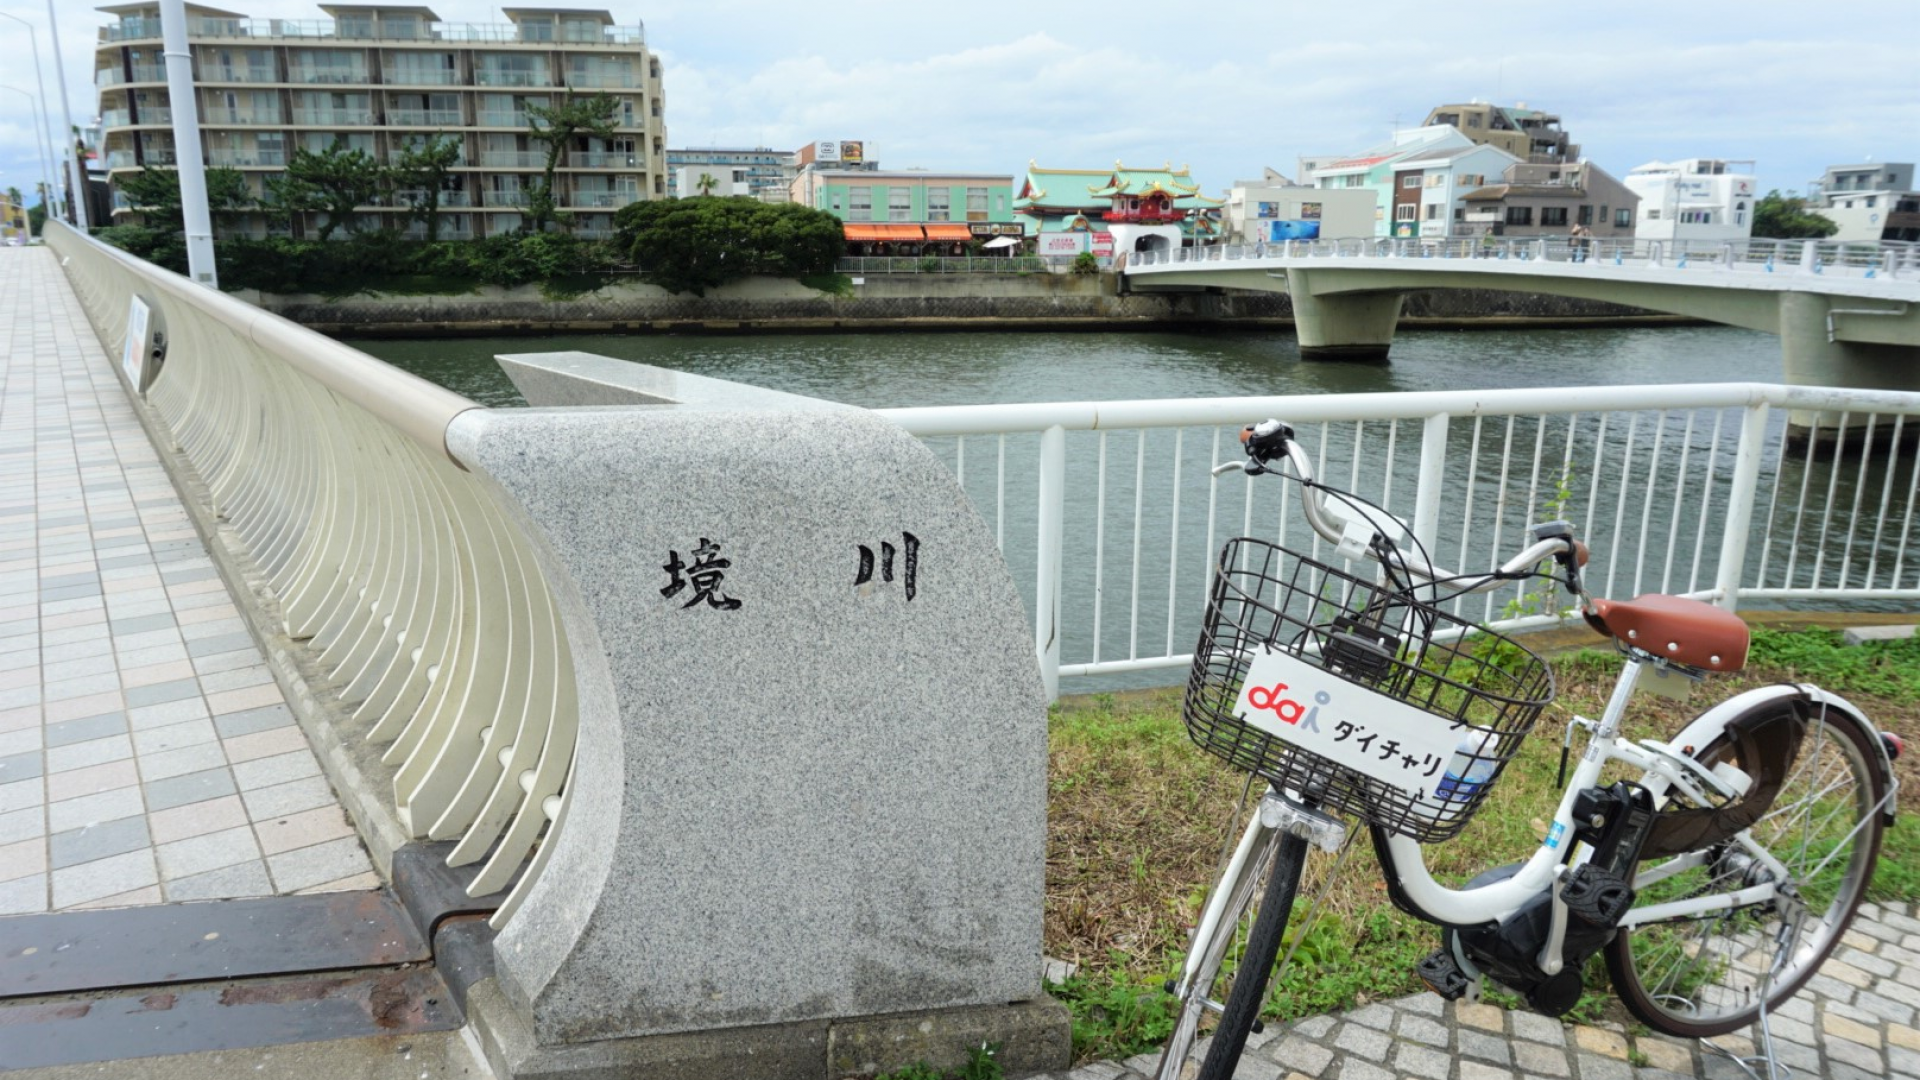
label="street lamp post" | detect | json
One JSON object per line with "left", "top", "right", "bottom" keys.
{"left": 0, "top": 11, "right": 64, "bottom": 223}
{"left": 43, "top": 0, "right": 88, "bottom": 229}
{"left": 0, "top": 86, "right": 56, "bottom": 230}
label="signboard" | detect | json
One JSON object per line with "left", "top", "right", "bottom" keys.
{"left": 1300, "top": 202, "right": 1322, "bottom": 220}
{"left": 1232, "top": 643, "right": 1464, "bottom": 802}
{"left": 1091, "top": 231, "right": 1114, "bottom": 257}
{"left": 814, "top": 140, "right": 842, "bottom": 163}
{"left": 1267, "top": 220, "right": 1321, "bottom": 242}
{"left": 122, "top": 296, "right": 151, "bottom": 392}
{"left": 1036, "top": 232, "right": 1089, "bottom": 256}
{"left": 840, "top": 140, "right": 865, "bottom": 165}
{"left": 969, "top": 223, "right": 1025, "bottom": 237}
{"left": 1256, "top": 201, "right": 1280, "bottom": 219}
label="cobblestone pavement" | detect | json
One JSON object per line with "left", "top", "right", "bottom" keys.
{"left": 1045, "top": 900, "right": 1920, "bottom": 1080}
{"left": 0, "top": 246, "right": 376, "bottom": 913}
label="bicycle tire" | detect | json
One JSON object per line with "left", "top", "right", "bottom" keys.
{"left": 1156, "top": 829, "right": 1310, "bottom": 1080}
{"left": 1606, "top": 699, "right": 1887, "bottom": 1037}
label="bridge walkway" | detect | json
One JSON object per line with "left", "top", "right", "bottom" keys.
{"left": 0, "top": 245, "right": 377, "bottom": 916}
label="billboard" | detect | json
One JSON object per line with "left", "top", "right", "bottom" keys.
{"left": 814, "top": 140, "right": 841, "bottom": 163}
{"left": 840, "top": 140, "right": 865, "bottom": 165}
{"left": 1037, "top": 233, "right": 1089, "bottom": 256}
{"left": 1266, "top": 220, "right": 1321, "bottom": 242}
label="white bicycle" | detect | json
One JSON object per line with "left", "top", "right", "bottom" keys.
{"left": 1157, "top": 420, "right": 1901, "bottom": 1080}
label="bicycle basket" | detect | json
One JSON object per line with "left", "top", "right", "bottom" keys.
{"left": 1183, "top": 537, "right": 1555, "bottom": 843}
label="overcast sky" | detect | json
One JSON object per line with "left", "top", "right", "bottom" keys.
{"left": 2, "top": 0, "right": 1915, "bottom": 204}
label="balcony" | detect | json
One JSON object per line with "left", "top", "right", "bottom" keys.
{"left": 384, "top": 69, "right": 461, "bottom": 86}
{"left": 106, "top": 150, "right": 138, "bottom": 169}
{"left": 476, "top": 111, "right": 531, "bottom": 129}
{"left": 291, "top": 68, "right": 370, "bottom": 85}
{"left": 388, "top": 109, "right": 464, "bottom": 126}
{"left": 101, "top": 110, "right": 131, "bottom": 129}
{"left": 564, "top": 73, "right": 636, "bottom": 89}
{"left": 392, "top": 190, "right": 474, "bottom": 208}
{"left": 99, "top": 65, "right": 171, "bottom": 87}
{"left": 129, "top": 108, "right": 174, "bottom": 126}
{"left": 208, "top": 150, "right": 288, "bottom": 167}
{"left": 571, "top": 152, "right": 639, "bottom": 169}
{"left": 101, "top": 18, "right": 162, "bottom": 42}
{"left": 569, "top": 191, "right": 636, "bottom": 209}
{"left": 475, "top": 70, "right": 553, "bottom": 88}
{"left": 292, "top": 109, "right": 378, "bottom": 126}
{"left": 483, "top": 191, "right": 531, "bottom": 207}
{"left": 202, "top": 66, "right": 278, "bottom": 84}
{"left": 143, "top": 150, "right": 178, "bottom": 166}
{"left": 202, "top": 107, "right": 285, "bottom": 126}
{"left": 480, "top": 151, "right": 543, "bottom": 168}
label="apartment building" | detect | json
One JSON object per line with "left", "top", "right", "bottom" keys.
{"left": 1457, "top": 161, "right": 1640, "bottom": 239}
{"left": 1807, "top": 162, "right": 1920, "bottom": 243}
{"left": 1423, "top": 102, "right": 1580, "bottom": 165}
{"left": 665, "top": 147, "right": 797, "bottom": 201}
{"left": 95, "top": 3, "right": 666, "bottom": 239}
{"left": 1623, "top": 159, "right": 1757, "bottom": 242}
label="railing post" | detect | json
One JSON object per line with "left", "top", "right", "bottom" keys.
{"left": 1035, "top": 424, "right": 1066, "bottom": 701}
{"left": 1799, "top": 240, "right": 1818, "bottom": 273}
{"left": 1712, "top": 402, "right": 1771, "bottom": 610}
{"left": 1411, "top": 414, "right": 1450, "bottom": 556}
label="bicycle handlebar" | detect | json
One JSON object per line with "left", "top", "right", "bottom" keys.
{"left": 1225, "top": 420, "right": 1589, "bottom": 597}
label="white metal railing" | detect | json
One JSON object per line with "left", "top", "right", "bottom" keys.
{"left": 389, "top": 109, "right": 464, "bottom": 126}
{"left": 835, "top": 255, "right": 1096, "bottom": 274}
{"left": 564, "top": 72, "right": 636, "bottom": 89}
{"left": 201, "top": 107, "right": 285, "bottom": 125}
{"left": 1128, "top": 237, "right": 1920, "bottom": 282}
{"left": 207, "top": 150, "right": 288, "bottom": 166}
{"left": 475, "top": 70, "right": 554, "bottom": 88}
{"left": 480, "top": 150, "right": 543, "bottom": 168}
{"left": 477, "top": 111, "right": 532, "bottom": 128}
{"left": 568, "top": 191, "right": 635, "bottom": 209}
{"left": 877, "top": 383, "right": 1920, "bottom": 698}
{"left": 383, "top": 68, "right": 462, "bottom": 86}
{"left": 147, "top": 16, "right": 645, "bottom": 45}
{"left": 45, "top": 219, "right": 573, "bottom": 927}
{"left": 290, "top": 68, "right": 370, "bottom": 85}
{"left": 202, "top": 65, "right": 278, "bottom": 83}
{"left": 291, "top": 108, "right": 377, "bottom": 126}
{"left": 570, "top": 152, "right": 639, "bottom": 168}
{"left": 483, "top": 190, "right": 531, "bottom": 207}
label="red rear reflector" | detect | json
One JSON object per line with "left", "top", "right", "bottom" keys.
{"left": 1883, "top": 732, "right": 1904, "bottom": 761}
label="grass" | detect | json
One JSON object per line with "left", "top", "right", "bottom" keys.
{"left": 1045, "top": 625, "right": 1920, "bottom": 1064}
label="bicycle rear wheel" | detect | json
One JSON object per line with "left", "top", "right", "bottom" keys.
{"left": 1606, "top": 702, "right": 1887, "bottom": 1037}
{"left": 1155, "top": 829, "right": 1310, "bottom": 1080}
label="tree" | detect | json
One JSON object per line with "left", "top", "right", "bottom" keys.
{"left": 694, "top": 172, "right": 718, "bottom": 197}
{"left": 281, "top": 140, "right": 388, "bottom": 240}
{"left": 524, "top": 93, "right": 619, "bottom": 232}
{"left": 1752, "top": 189, "right": 1839, "bottom": 240}
{"left": 392, "top": 133, "right": 464, "bottom": 241}
{"left": 614, "top": 197, "right": 843, "bottom": 296}
{"left": 113, "top": 166, "right": 252, "bottom": 231}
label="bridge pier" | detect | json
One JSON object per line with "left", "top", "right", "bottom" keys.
{"left": 1779, "top": 291, "right": 1920, "bottom": 442}
{"left": 1286, "top": 269, "right": 1402, "bottom": 361}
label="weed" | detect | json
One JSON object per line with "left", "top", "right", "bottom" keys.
{"left": 873, "top": 1065, "right": 945, "bottom": 1080}
{"left": 1627, "top": 1048, "right": 1650, "bottom": 1068}
{"left": 870, "top": 1044, "right": 1002, "bottom": 1080}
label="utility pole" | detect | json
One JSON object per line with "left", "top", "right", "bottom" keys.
{"left": 0, "top": 12, "right": 62, "bottom": 223}
{"left": 43, "top": 0, "right": 87, "bottom": 228}
{"left": 159, "top": 0, "right": 216, "bottom": 286}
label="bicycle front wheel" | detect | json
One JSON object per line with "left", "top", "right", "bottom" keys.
{"left": 1606, "top": 702, "right": 1887, "bottom": 1037}
{"left": 1155, "top": 829, "right": 1310, "bottom": 1080}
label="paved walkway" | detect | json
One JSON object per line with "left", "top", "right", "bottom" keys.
{"left": 1049, "top": 898, "right": 1920, "bottom": 1080}
{"left": 0, "top": 245, "right": 375, "bottom": 913}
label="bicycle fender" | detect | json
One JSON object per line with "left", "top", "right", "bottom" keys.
{"left": 1662, "top": 683, "right": 1896, "bottom": 826}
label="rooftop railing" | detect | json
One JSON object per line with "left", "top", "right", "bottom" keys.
{"left": 105, "top": 16, "right": 645, "bottom": 47}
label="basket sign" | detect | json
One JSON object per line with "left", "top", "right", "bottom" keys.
{"left": 1234, "top": 643, "right": 1467, "bottom": 801}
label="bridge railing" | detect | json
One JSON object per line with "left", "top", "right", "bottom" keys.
{"left": 1127, "top": 236, "right": 1920, "bottom": 279}
{"left": 878, "top": 383, "right": 1920, "bottom": 699}
{"left": 44, "top": 220, "right": 574, "bottom": 927}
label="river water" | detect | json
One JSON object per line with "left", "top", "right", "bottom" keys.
{"left": 354, "top": 325, "right": 1909, "bottom": 693}
{"left": 354, "top": 324, "right": 1783, "bottom": 409}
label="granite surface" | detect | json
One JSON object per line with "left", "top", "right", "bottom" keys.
{"left": 446, "top": 373, "right": 1048, "bottom": 1046}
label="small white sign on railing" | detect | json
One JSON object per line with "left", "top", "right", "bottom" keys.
{"left": 122, "top": 296, "right": 151, "bottom": 392}
{"left": 1232, "top": 643, "right": 1464, "bottom": 802}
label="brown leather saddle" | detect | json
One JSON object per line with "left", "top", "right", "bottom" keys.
{"left": 1583, "top": 593, "right": 1750, "bottom": 672}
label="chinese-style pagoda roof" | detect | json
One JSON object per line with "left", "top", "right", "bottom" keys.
{"left": 1016, "top": 160, "right": 1223, "bottom": 212}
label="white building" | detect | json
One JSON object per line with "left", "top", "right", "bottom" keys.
{"left": 673, "top": 164, "right": 752, "bottom": 198}
{"left": 1622, "top": 159, "right": 1757, "bottom": 243}
{"left": 1807, "top": 163, "right": 1920, "bottom": 243}
{"left": 1222, "top": 170, "right": 1374, "bottom": 243}
{"left": 1299, "top": 126, "right": 1506, "bottom": 239}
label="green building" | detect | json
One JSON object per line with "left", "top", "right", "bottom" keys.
{"left": 792, "top": 168, "right": 1022, "bottom": 251}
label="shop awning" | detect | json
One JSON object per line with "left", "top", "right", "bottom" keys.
{"left": 922, "top": 224, "right": 974, "bottom": 241}
{"left": 844, "top": 224, "right": 926, "bottom": 241}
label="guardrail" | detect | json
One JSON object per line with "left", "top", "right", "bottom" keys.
{"left": 878, "top": 383, "right": 1920, "bottom": 698}
{"left": 44, "top": 220, "right": 574, "bottom": 927}
{"left": 835, "top": 255, "right": 1101, "bottom": 274}
{"left": 1128, "top": 236, "right": 1920, "bottom": 280}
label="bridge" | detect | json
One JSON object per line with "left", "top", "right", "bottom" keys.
{"left": 1124, "top": 237, "right": 1920, "bottom": 418}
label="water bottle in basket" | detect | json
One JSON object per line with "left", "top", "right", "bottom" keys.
{"left": 1435, "top": 729, "right": 1497, "bottom": 802}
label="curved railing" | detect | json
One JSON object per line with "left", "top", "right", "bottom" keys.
{"left": 45, "top": 220, "right": 573, "bottom": 927}
{"left": 1126, "top": 236, "right": 1920, "bottom": 280}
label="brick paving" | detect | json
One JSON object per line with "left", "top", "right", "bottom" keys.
{"left": 0, "top": 246, "right": 376, "bottom": 914}
{"left": 1047, "top": 900, "right": 1920, "bottom": 1080}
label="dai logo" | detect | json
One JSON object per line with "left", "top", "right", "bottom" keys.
{"left": 1245, "top": 683, "right": 1333, "bottom": 732}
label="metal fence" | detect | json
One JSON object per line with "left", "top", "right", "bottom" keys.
{"left": 45, "top": 220, "right": 573, "bottom": 927}
{"left": 877, "top": 383, "right": 1920, "bottom": 698}
{"left": 835, "top": 255, "right": 1111, "bottom": 275}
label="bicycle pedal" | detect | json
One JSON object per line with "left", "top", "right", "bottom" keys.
{"left": 1417, "top": 948, "right": 1471, "bottom": 1000}
{"left": 1563, "top": 864, "right": 1635, "bottom": 926}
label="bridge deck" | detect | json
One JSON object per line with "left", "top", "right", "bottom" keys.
{"left": 0, "top": 246, "right": 375, "bottom": 915}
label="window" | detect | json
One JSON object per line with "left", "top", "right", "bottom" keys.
{"left": 966, "top": 186, "right": 988, "bottom": 222}
{"left": 1505, "top": 206, "right": 1532, "bottom": 226}
{"left": 1395, "top": 204, "right": 1417, "bottom": 222}
{"left": 1467, "top": 114, "right": 1482, "bottom": 128}
{"left": 888, "top": 187, "right": 911, "bottom": 222}
{"left": 1647, "top": 209, "right": 1661, "bottom": 220}
{"left": 1577, "top": 205, "right": 1593, "bottom": 225}
{"left": 1680, "top": 210, "right": 1713, "bottom": 224}
{"left": 1401, "top": 175, "right": 1421, "bottom": 188}
{"left": 849, "top": 186, "right": 871, "bottom": 221}
{"left": 1424, "top": 204, "right": 1440, "bottom": 220}
{"left": 927, "top": 187, "right": 949, "bottom": 221}
{"left": 1540, "top": 207, "right": 1568, "bottom": 227}
{"left": 1614, "top": 208, "right": 1632, "bottom": 228}
{"left": 1454, "top": 208, "right": 1465, "bottom": 221}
